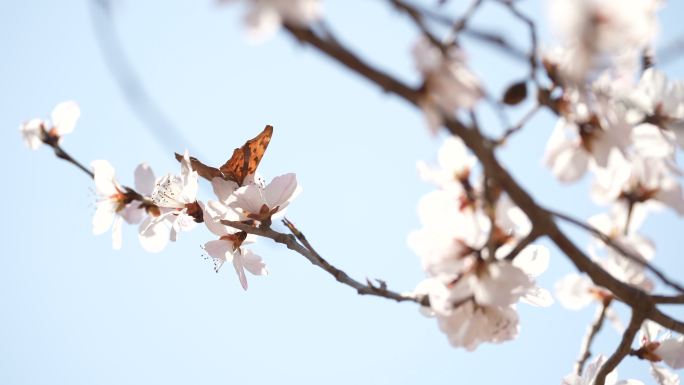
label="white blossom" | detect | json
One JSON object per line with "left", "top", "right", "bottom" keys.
{"left": 413, "top": 37, "right": 483, "bottom": 133}
{"left": 228, "top": 173, "right": 301, "bottom": 224}
{"left": 627, "top": 68, "right": 684, "bottom": 148}
{"left": 561, "top": 354, "right": 643, "bottom": 385}
{"left": 147, "top": 152, "right": 202, "bottom": 242}
{"left": 222, "top": 0, "right": 322, "bottom": 42}
{"left": 91, "top": 160, "right": 144, "bottom": 250}
{"left": 20, "top": 101, "right": 80, "bottom": 150}
{"left": 201, "top": 200, "right": 267, "bottom": 290}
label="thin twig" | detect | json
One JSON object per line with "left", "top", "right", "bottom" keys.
{"left": 221, "top": 219, "right": 429, "bottom": 306}
{"left": 593, "top": 312, "right": 644, "bottom": 385}
{"left": 496, "top": 103, "right": 541, "bottom": 145}
{"left": 495, "top": 0, "right": 539, "bottom": 85}
{"left": 503, "top": 228, "right": 540, "bottom": 261}
{"left": 575, "top": 301, "right": 612, "bottom": 375}
{"left": 550, "top": 209, "right": 684, "bottom": 294}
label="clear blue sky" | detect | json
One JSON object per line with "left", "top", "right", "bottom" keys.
{"left": 2, "top": 1, "right": 684, "bottom": 384}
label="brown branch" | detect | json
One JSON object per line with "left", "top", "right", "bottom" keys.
{"left": 575, "top": 301, "right": 612, "bottom": 375}
{"left": 280, "top": 23, "right": 658, "bottom": 316}
{"left": 404, "top": 1, "right": 528, "bottom": 61}
{"left": 495, "top": 0, "right": 539, "bottom": 84}
{"left": 593, "top": 312, "right": 644, "bottom": 385}
{"left": 221, "top": 219, "right": 429, "bottom": 306}
{"left": 649, "top": 307, "right": 684, "bottom": 334}
{"left": 503, "top": 227, "right": 541, "bottom": 261}
{"left": 51, "top": 142, "right": 95, "bottom": 179}
{"left": 496, "top": 103, "right": 541, "bottom": 145}
{"left": 550, "top": 209, "right": 684, "bottom": 294}
{"left": 652, "top": 294, "right": 684, "bottom": 304}
{"left": 388, "top": 0, "right": 445, "bottom": 50}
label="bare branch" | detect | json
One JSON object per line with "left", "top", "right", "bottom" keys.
{"left": 496, "top": 103, "right": 541, "bottom": 145}
{"left": 575, "top": 301, "right": 612, "bottom": 375}
{"left": 503, "top": 227, "right": 541, "bottom": 261}
{"left": 651, "top": 294, "right": 684, "bottom": 304}
{"left": 593, "top": 312, "right": 644, "bottom": 385}
{"left": 550, "top": 209, "right": 684, "bottom": 294}
{"left": 649, "top": 307, "right": 684, "bottom": 334}
{"left": 221, "top": 219, "right": 429, "bottom": 306}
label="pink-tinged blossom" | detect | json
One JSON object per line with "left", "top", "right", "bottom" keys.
{"left": 547, "top": 0, "right": 658, "bottom": 84}
{"left": 436, "top": 301, "right": 519, "bottom": 351}
{"left": 20, "top": 101, "right": 81, "bottom": 150}
{"left": 91, "top": 160, "right": 144, "bottom": 250}
{"left": 544, "top": 99, "right": 630, "bottom": 182}
{"left": 413, "top": 38, "right": 483, "bottom": 134}
{"left": 132, "top": 163, "right": 171, "bottom": 253}
{"left": 222, "top": 0, "right": 321, "bottom": 42}
{"left": 638, "top": 322, "right": 683, "bottom": 384}
{"left": 627, "top": 68, "right": 684, "bottom": 148}
{"left": 148, "top": 152, "right": 203, "bottom": 242}
{"left": 201, "top": 200, "right": 267, "bottom": 290}
{"left": 228, "top": 173, "right": 301, "bottom": 225}
{"left": 417, "top": 136, "right": 477, "bottom": 194}
{"left": 561, "top": 354, "right": 644, "bottom": 385}
{"left": 592, "top": 155, "right": 684, "bottom": 215}
{"left": 555, "top": 273, "right": 597, "bottom": 310}
{"left": 587, "top": 209, "right": 655, "bottom": 292}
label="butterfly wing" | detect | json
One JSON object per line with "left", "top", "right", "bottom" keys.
{"left": 219, "top": 125, "right": 273, "bottom": 185}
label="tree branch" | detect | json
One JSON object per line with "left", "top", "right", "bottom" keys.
{"left": 593, "top": 312, "right": 644, "bottom": 385}
{"left": 575, "top": 301, "right": 612, "bottom": 375}
{"left": 221, "top": 219, "right": 429, "bottom": 306}
{"left": 550, "top": 208, "right": 684, "bottom": 294}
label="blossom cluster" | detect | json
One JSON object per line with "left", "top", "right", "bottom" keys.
{"left": 408, "top": 137, "right": 553, "bottom": 350}
{"left": 21, "top": 108, "right": 301, "bottom": 290}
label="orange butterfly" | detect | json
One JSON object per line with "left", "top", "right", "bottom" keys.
{"left": 176, "top": 125, "right": 273, "bottom": 186}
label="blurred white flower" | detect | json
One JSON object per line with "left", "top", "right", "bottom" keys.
{"left": 20, "top": 101, "right": 80, "bottom": 150}
{"left": 413, "top": 38, "right": 483, "bottom": 133}
{"left": 561, "top": 354, "right": 643, "bottom": 385}
{"left": 627, "top": 68, "right": 684, "bottom": 148}
{"left": 548, "top": 0, "right": 658, "bottom": 84}
{"left": 222, "top": 0, "right": 322, "bottom": 42}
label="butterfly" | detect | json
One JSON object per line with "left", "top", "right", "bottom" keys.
{"left": 176, "top": 125, "right": 273, "bottom": 185}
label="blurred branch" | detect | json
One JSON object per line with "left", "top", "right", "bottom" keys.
{"left": 549, "top": 209, "right": 684, "bottom": 294}
{"left": 89, "top": 0, "right": 199, "bottom": 156}
{"left": 575, "top": 301, "right": 612, "bottom": 375}
{"left": 593, "top": 312, "right": 644, "bottom": 385}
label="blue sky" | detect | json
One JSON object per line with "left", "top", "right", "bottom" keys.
{"left": 2, "top": 1, "right": 684, "bottom": 384}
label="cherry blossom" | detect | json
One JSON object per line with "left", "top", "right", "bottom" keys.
{"left": 436, "top": 301, "right": 519, "bottom": 351}
{"left": 133, "top": 163, "right": 171, "bottom": 253}
{"left": 544, "top": 96, "right": 630, "bottom": 182}
{"left": 91, "top": 160, "right": 144, "bottom": 250}
{"left": 548, "top": 0, "right": 658, "bottom": 84}
{"left": 228, "top": 173, "right": 301, "bottom": 225}
{"left": 201, "top": 200, "right": 267, "bottom": 290}
{"left": 417, "top": 136, "right": 477, "bottom": 195}
{"left": 222, "top": 0, "right": 322, "bottom": 42}
{"left": 412, "top": 37, "right": 483, "bottom": 133}
{"left": 561, "top": 354, "right": 644, "bottom": 385}
{"left": 627, "top": 68, "right": 684, "bottom": 148}
{"left": 20, "top": 101, "right": 80, "bottom": 150}
{"left": 592, "top": 154, "right": 684, "bottom": 215}
{"left": 633, "top": 321, "right": 683, "bottom": 385}
{"left": 148, "top": 152, "right": 203, "bottom": 242}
